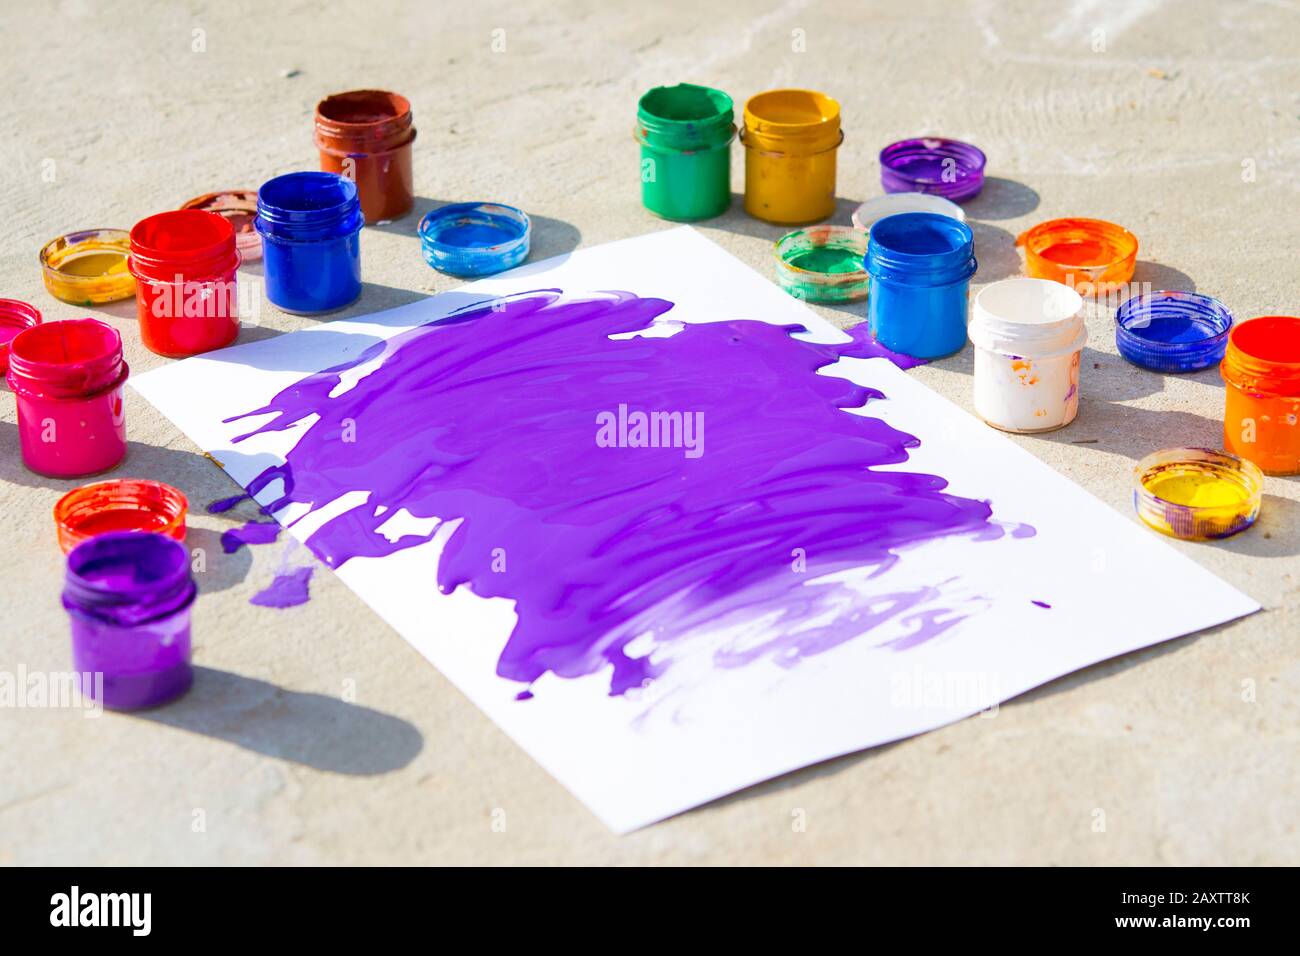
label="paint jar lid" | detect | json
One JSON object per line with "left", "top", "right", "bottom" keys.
{"left": 1115, "top": 291, "right": 1232, "bottom": 373}
{"left": 879, "top": 138, "right": 986, "bottom": 203}
{"left": 418, "top": 202, "right": 531, "bottom": 278}
{"left": 866, "top": 212, "right": 976, "bottom": 287}
{"left": 63, "top": 531, "right": 197, "bottom": 628}
{"left": 851, "top": 193, "right": 966, "bottom": 231}
{"left": 1016, "top": 218, "right": 1138, "bottom": 297}
{"left": 1133, "top": 448, "right": 1262, "bottom": 540}
{"left": 181, "top": 190, "right": 263, "bottom": 261}
{"left": 39, "top": 229, "right": 135, "bottom": 305}
{"left": 970, "top": 278, "right": 1086, "bottom": 358}
{"left": 772, "top": 226, "right": 869, "bottom": 303}
{"left": 54, "top": 479, "right": 189, "bottom": 555}
{"left": 0, "top": 298, "right": 42, "bottom": 373}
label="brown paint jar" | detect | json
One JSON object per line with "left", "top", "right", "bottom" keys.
{"left": 314, "top": 89, "right": 416, "bottom": 224}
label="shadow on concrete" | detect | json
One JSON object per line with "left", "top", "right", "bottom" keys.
{"left": 1026, "top": 402, "right": 1223, "bottom": 462}
{"left": 139, "top": 665, "right": 423, "bottom": 775}
{"left": 1132, "top": 260, "right": 1197, "bottom": 293}
{"left": 962, "top": 176, "right": 1041, "bottom": 221}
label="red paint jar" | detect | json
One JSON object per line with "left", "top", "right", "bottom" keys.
{"left": 0, "top": 298, "right": 42, "bottom": 373}
{"left": 314, "top": 89, "right": 416, "bottom": 224}
{"left": 129, "top": 209, "right": 240, "bottom": 358}
{"left": 6, "top": 318, "right": 128, "bottom": 478}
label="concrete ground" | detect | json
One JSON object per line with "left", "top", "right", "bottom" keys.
{"left": 2, "top": 0, "right": 1298, "bottom": 865}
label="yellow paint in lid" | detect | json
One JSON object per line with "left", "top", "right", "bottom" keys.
{"left": 1133, "top": 448, "right": 1263, "bottom": 540}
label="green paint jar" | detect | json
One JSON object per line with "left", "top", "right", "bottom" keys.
{"left": 635, "top": 84, "right": 735, "bottom": 222}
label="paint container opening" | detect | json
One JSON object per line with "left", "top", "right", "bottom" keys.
{"left": 639, "top": 84, "right": 731, "bottom": 123}
{"left": 871, "top": 212, "right": 970, "bottom": 256}
{"left": 10, "top": 318, "right": 121, "bottom": 369}
{"left": 134, "top": 209, "right": 231, "bottom": 250}
{"left": 746, "top": 89, "right": 838, "bottom": 127}
{"left": 317, "top": 89, "right": 410, "bottom": 127}
{"left": 1229, "top": 315, "right": 1300, "bottom": 365}
{"left": 879, "top": 137, "right": 987, "bottom": 202}
{"left": 978, "top": 277, "right": 1082, "bottom": 327}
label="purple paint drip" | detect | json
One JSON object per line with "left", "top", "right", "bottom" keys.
{"left": 221, "top": 518, "right": 281, "bottom": 554}
{"left": 251, "top": 566, "right": 314, "bottom": 608}
{"left": 225, "top": 290, "right": 1030, "bottom": 695}
{"left": 1032, "top": 600, "right": 1052, "bottom": 609}
{"left": 208, "top": 493, "right": 249, "bottom": 514}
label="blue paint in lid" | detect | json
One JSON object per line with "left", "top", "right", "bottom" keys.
{"left": 1115, "top": 291, "right": 1233, "bottom": 373}
{"left": 418, "top": 202, "right": 531, "bottom": 277}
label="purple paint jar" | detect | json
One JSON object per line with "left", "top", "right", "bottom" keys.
{"left": 880, "top": 137, "right": 986, "bottom": 202}
{"left": 62, "top": 531, "right": 197, "bottom": 710}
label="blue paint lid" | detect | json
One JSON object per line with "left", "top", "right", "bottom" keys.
{"left": 1116, "top": 291, "right": 1233, "bottom": 373}
{"left": 418, "top": 202, "right": 531, "bottom": 278}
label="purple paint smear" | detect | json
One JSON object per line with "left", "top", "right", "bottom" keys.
{"left": 221, "top": 519, "right": 281, "bottom": 554}
{"left": 224, "top": 290, "right": 1031, "bottom": 695}
{"left": 1032, "top": 600, "right": 1052, "bottom": 609}
{"left": 251, "top": 566, "right": 314, "bottom": 608}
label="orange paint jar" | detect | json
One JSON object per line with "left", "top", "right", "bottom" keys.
{"left": 1221, "top": 316, "right": 1300, "bottom": 475}
{"left": 1016, "top": 218, "right": 1137, "bottom": 297}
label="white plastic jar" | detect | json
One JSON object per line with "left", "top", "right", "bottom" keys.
{"left": 968, "top": 278, "right": 1087, "bottom": 433}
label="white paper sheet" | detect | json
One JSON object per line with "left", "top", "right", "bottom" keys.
{"left": 132, "top": 227, "right": 1259, "bottom": 832}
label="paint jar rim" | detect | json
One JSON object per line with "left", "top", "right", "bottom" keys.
{"left": 315, "top": 89, "right": 415, "bottom": 154}
{"left": 0, "top": 298, "right": 43, "bottom": 373}
{"left": 418, "top": 202, "right": 531, "bottom": 277}
{"left": 5, "top": 318, "right": 128, "bottom": 400}
{"left": 970, "top": 278, "right": 1086, "bottom": 358}
{"left": 63, "top": 531, "right": 197, "bottom": 628}
{"left": 1222, "top": 315, "right": 1300, "bottom": 394}
{"left": 54, "top": 479, "right": 189, "bottom": 555}
{"left": 1115, "top": 291, "right": 1233, "bottom": 373}
{"left": 636, "top": 83, "right": 735, "bottom": 151}
{"left": 742, "top": 89, "right": 842, "bottom": 154}
{"left": 879, "top": 137, "right": 987, "bottom": 203}
{"left": 180, "top": 190, "right": 263, "bottom": 261}
{"left": 772, "top": 226, "right": 869, "bottom": 303}
{"left": 1132, "top": 447, "right": 1263, "bottom": 540}
{"left": 129, "top": 209, "right": 240, "bottom": 281}
{"left": 256, "top": 172, "right": 365, "bottom": 242}
{"left": 851, "top": 193, "right": 966, "bottom": 231}
{"left": 866, "top": 212, "right": 977, "bottom": 287}
{"left": 1016, "top": 218, "right": 1139, "bottom": 293}
{"left": 39, "top": 228, "right": 136, "bottom": 305}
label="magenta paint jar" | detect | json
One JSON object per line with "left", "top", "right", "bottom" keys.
{"left": 63, "top": 531, "right": 197, "bottom": 710}
{"left": 6, "top": 318, "right": 128, "bottom": 478}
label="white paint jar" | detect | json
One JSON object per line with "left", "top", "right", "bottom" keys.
{"left": 968, "top": 278, "right": 1087, "bottom": 433}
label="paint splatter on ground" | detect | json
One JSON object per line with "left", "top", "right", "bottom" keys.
{"left": 225, "top": 290, "right": 1030, "bottom": 695}
{"left": 251, "top": 566, "right": 314, "bottom": 608}
{"left": 220, "top": 518, "right": 280, "bottom": 553}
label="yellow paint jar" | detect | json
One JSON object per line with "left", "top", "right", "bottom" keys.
{"left": 741, "top": 89, "right": 842, "bottom": 225}
{"left": 1132, "top": 448, "right": 1263, "bottom": 540}
{"left": 40, "top": 229, "right": 135, "bottom": 305}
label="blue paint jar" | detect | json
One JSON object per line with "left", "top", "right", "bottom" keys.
{"left": 866, "top": 212, "right": 977, "bottom": 359}
{"left": 1115, "top": 291, "right": 1233, "bottom": 373}
{"left": 256, "top": 172, "right": 364, "bottom": 314}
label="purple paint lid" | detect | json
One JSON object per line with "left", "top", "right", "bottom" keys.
{"left": 879, "top": 137, "right": 986, "bottom": 202}
{"left": 64, "top": 531, "right": 196, "bottom": 627}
